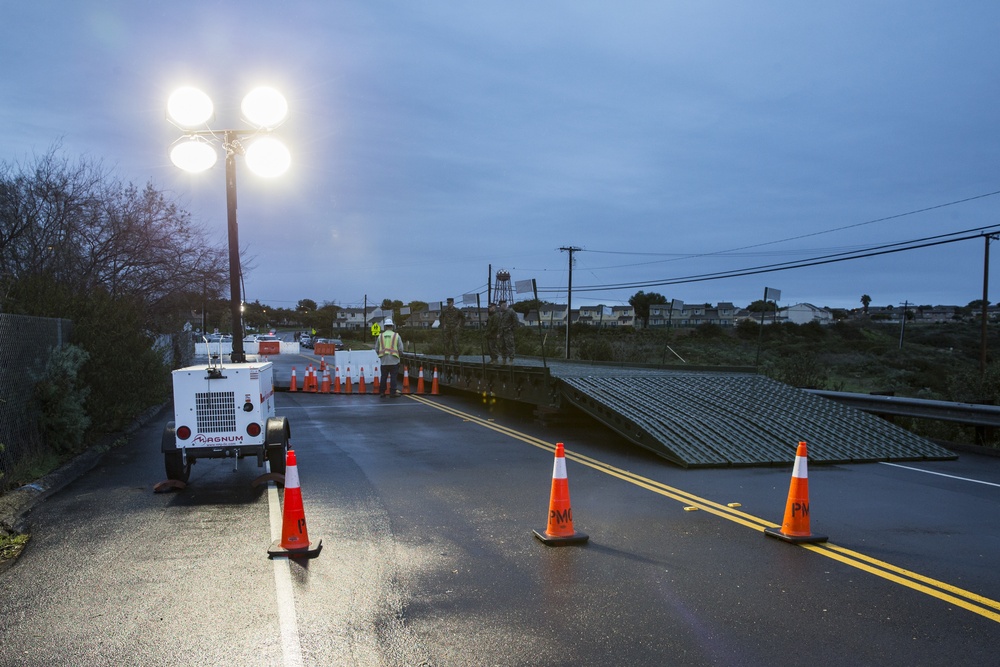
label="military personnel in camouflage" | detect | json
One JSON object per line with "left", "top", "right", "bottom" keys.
{"left": 484, "top": 302, "right": 500, "bottom": 364}
{"left": 498, "top": 299, "right": 518, "bottom": 364}
{"left": 440, "top": 297, "right": 465, "bottom": 361}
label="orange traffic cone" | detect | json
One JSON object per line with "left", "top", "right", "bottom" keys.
{"left": 320, "top": 356, "right": 327, "bottom": 371}
{"left": 402, "top": 366, "right": 411, "bottom": 394}
{"left": 333, "top": 366, "right": 341, "bottom": 394}
{"left": 320, "top": 367, "right": 331, "bottom": 393}
{"left": 417, "top": 366, "right": 425, "bottom": 394}
{"left": 307, "top": 365, "right": 318, "bottom": 392}
{"left": 345, "top": 366, "right": 353, "bottom": 394}
{"left": 359, "top": 367, "right": 367, "bottom": 394}
{"left": 765, "top": 442, "right": 828, "bottom": 544}
{"left": 533, "top": 443, "right": 589, "bottom": 546}
{"left": 373, "top": 366, "right": 381, "bottom": 395}
{"left": 267, "top": 449, "right": 323, "bottom": 558}
{"left": 431, "top": 367, "right": 440, "bottom": 395}
{"left": 289, "top": 367, "right": 298, "bottom": 392}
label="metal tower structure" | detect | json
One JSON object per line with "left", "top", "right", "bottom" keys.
{"left": 494, "top": 269, "right": 513, "bottom": 305}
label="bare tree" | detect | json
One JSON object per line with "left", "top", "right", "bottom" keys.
{"left": 0, "top": 147, "right": 228, "bottom": 328}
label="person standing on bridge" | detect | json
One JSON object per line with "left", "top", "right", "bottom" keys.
{"left": 498, "top": 299, "right": 518, "bottom": 365}
{"left": 440, "top": 297, "right": 465, "bottom": 361}
{"left": 484, "top": 302, "right": 501, "bottom": 364}
{"left": 377, "top": 318, "right": 404, "bottom": 398}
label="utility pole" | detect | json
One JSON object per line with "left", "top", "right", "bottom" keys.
{"left": 981, "top": 235, "right": 997, "bottom": 375}
{"left": 899, "top": 300, "right": 908, "bottom": 349}
{"left": 560, "top": 246, "right": 581, "bottom": 359}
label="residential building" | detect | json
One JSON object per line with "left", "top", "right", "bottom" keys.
{"left": 611, "top": 305, "right": 635, "bottom": 327}
{"left": 333, "top": 306, "right": 381, "bottom": 330}
{"left": 577, "top": 305, "right": 609, "bottom": 326}
{"left": 783, "top": 303, "right": 834, "bottom": 325}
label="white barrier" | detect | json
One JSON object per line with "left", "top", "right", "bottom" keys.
{"left": 331, "top": 350, "right": 379, "bottom": 382}
{"left": 196, "top": 342, "right": 232, "bottom": 357}
{"left": 195, "top": 341, "right": 301, "bottom": 357}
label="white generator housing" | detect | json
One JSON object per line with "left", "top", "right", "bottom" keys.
{"left": 162, "top": 361, "right": 289, "bottom": 483}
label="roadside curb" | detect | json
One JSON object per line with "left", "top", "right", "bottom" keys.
{"left": 0, "top": 403, "right": 169, "bottom": 568}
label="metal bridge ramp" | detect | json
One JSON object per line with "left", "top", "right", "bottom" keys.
{"left": 559, "top": 372, "right": 956, "bottom": 467}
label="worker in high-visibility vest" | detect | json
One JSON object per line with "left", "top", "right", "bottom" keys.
{"left": 376, "top": 318, "right": 404, "bottom": 398}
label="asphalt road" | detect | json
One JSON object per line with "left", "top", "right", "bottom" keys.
{"left": 1, "top": 387, "right": 999, "bottom": 666}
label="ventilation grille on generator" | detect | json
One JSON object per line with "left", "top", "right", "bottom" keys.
{"left": 195, "top": 391, "right": 237, "bottom": 433}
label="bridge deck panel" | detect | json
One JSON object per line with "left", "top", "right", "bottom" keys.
{"left": 406, "top": 355, "right": 956, "bottom": 467}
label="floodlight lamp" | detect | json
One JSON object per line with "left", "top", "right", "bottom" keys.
{"left": 167, "top": 87, "right": 214, "bottom": 127}
{"left": 170, "top": 137, "right": 218, "bottom": 173}
{"left": 245, "top": 136, "right": 290, "bottom": 177}
{"left": 241, "top": 87, "right": 288, "bottom": 129}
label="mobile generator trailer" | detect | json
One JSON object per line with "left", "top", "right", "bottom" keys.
{"left": 162, "top": 360, "right": 289, "bottom": 483}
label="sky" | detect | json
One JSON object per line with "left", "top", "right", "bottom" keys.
{"left": 4, "top": 1, "right": 1000, "bottom": 312}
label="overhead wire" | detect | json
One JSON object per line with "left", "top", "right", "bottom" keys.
{"left": 537, "top": 224, "right": 1000, "bottom": 294}
{"left": 579, "top": 189, "right": 1000, "bottom": 271}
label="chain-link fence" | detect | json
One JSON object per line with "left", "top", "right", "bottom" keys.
{"left": 0, "top": 314, "right": 73, "bottom": 487}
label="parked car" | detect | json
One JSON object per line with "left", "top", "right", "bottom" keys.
{"left": 331, "top": 338, "right": 345, "bottom": 350}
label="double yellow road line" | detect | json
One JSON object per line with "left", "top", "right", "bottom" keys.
{"left": 410, "top": 395, "right": 1000, "bottom": 624}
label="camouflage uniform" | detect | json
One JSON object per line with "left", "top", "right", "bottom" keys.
{"left": 484, "top": 304, "right": 500, "bottom": 363}
{"left": 440, "top": 299, "right": 465, "bottom": 361}
{"left": 498, "top": 302, "right": 518, "bottom": 363}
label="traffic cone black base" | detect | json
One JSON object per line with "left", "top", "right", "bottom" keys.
{"left": 532, "top": 528, "right": 589, "bottom": 546}
{"left": 267, "top": 538, "right": 323, "bottom": 559}
{"left": 763, "top": 526, "right": 827, "bottom": 544}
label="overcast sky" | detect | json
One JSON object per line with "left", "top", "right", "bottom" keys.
{"left": 4, "top": 1, "right": 1000, "bottom": 312}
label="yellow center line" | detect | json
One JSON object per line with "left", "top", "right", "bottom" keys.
{"left": 410, "top": 394, "right": 1000, "bottom": 624}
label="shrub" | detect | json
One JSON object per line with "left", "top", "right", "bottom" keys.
{"left": 71, "top": 291, "right": 171, "bottom": 432}
{"left": 578, "top": 337, "right": 614, "bottom": 361}
{"left": 764, "top": 351, "right": 828, "bottom": 389}
{"left": 33, "top": 344, "right": 91, "bottom": 454}
{"left": 798, "top": 321, "right": 827, "bottom": 341}
{"left": 693, "top": 323, "right": 725, "bottom": 339}
{"left": 735, "top": 319, "right": 759, "bottom": 340}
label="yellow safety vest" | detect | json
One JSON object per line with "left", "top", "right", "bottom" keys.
{"left": 378, "top": 331, "right": 401, "bottom": 357}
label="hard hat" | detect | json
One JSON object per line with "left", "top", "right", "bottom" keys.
{"left": 384, "top": 318, "right": 394, "bottom": 327}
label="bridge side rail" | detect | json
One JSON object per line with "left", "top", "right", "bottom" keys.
{"left": 804, "top": 390, "right": 1000, "bottom": 428}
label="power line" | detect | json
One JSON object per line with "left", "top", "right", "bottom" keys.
{"left": 537, "top": 225, "right": 1000, "bottom": 294}
{"left": 579, "top": 189, "right": 1000, "bottom": 270}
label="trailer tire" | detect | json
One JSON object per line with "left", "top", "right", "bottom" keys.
{"left": 163, "top": 424, "right": 191, "bottom": 483}
{"left": 265, "top": 416, "right": 290, "bottom": 480}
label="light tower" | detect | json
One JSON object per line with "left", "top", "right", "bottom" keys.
{"left": 494, "top": 269, "right": 513, "bottom": 305}
{"left": 166, "top": 85, "right": 290, "bottom": 363}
